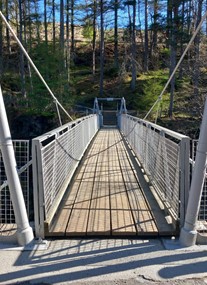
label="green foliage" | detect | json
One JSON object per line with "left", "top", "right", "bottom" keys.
{"left": 104, "top": 67, "right": 119, "bottom": 77}
{"left": 129, "top": 70, "right": 170, "bottom": 115}
{"left": 161, "top": 48, "right": 170, "bottom": 57}
{"left": 25, "top": 42, "right": 74, "bottom": 115}
{"left": 82, "top": 20, "right": 93, "bottom": 41}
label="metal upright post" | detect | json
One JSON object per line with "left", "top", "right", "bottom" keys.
{"left": 179, "top": 137, "right": 190, "bottom": 228}
{"left": 0, "top": 86, "right": 34, "bottom": 246}
{"left": 180, "top": 98, "right": 207, "bottom": 247}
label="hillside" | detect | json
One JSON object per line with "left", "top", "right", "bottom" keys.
{"left": 0, "top": 37, "right": 205, "bottom": 140}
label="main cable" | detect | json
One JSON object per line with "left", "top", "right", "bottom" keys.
{"left": 0, "top": 10, "right": 73, "bottom": 122}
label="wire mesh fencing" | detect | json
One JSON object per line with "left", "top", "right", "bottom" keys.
{"left": 120, "top": 114, "right": 190, "bottom": 228}
{"left": 32, "top": 114, "right": 99, "bottom": 238}
{"left": 0, "top": 140, "right": 30, "bottom": 226}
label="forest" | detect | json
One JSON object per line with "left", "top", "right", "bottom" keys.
{"left": 0, "top": 0, "right": 206, "bottom": 139}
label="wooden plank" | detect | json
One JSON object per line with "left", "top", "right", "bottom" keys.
{"left": 87, "top": 130, "right": 111, "bottom": 235}
{"left": 66, "top": 129, "right": 105, "bottom": 236}
{"left": 49, "top": 134, "right": 99, "bottom": 236}
{"left": 87, "top": 197, "right": 111, "bottom": 235}
{"left": 65, "top": 180, "right": 93, "bottom": 236}
{"left": 117, "top": 137, "right": 159, "bottom": 235}
{"left": 48, "top": 128, "right": 175, "bottom": 237}
{"left": 0, "top": 223, "right": 17, "bottom": 236}
{"left": 119, "top": 133, "right": 175, "bottom": 235}
{"left": 115, "top": 131, "right": 158, "bottom": 236}
{"left": 111, "top": 192, "right": 136, "bottom": 235}
{"left": 108, "top": 130, "right": 136, "bottom": 236}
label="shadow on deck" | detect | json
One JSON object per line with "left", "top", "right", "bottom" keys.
{"left": 46, "top": 128, "right": 177, "bottom": 238}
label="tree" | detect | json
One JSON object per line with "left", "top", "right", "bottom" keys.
{"left": 137, "top": 0, "right": 144, "bottom": 49}
{"left": 99, "top": 0, "right": 104, "bottom": 96}
{"left": 92, "top": 0, "right": 97, "bottom": 76}
{"left": 18, "top": 0, "right": 27, "bottom": 99}
{"left": 71, "top": 0, "right": 75, "bottom": 59}
{"left": 33, "top": 0, "right": 41, "bottom": 43}
{"left": 130, "top": 0, "right": 136, "bottom": 90}
{"left": 192, "top": 0, "right": 203, "bottom": 97}
{"left": 152, "top": 0, "right": 159, "bottom": 53}
{"left": 5, "top": 0, "right": 11, "bottom": 53}
{"left": 144, "top": 0, "right": 148, "bottom": 72}
{"left": 124, "top": 0, "right": 137, "bottom": 90}
{"left": 168, "top": 0, "right": 179, "bottom": 118}
{"left": 60, "top": 0, "right": 65, "bottom": 52}
{"left": 0, "top": 0, "right": 3, "bottom": 78}
{"left": 178, "top": 0, "right": 185, "bottom": 79}
{"left": 114, "top": 0, "right": 119, "bottom": 69}
{"left": 66, "top": 0, "right": 70, "bottom": 82}
{"left": 44, "top": 0, "right": 48, "bottom": 44}
{"left": 52, "top": 0, "right": 56, "bottom": 50}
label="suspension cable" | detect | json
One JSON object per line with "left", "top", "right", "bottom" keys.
{"left": 0, "top": 11, "right": 73, "bottom": 122}
{"left": 55, "top": 100, "right": 63, "bottom": 126}
{"left": 144, "top": 10, "right": 207, "bottom": 120}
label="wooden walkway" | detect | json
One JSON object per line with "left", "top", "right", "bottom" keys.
{"left": 47, "top": 128, "right": 175, "bottom": 237}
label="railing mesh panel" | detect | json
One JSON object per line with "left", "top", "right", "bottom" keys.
{"left": 121, "top": 115, "right": 189, "bottom": 222}
{"left": 35, "top": 115, "right": 99, "bottom": 222}
{"left": 0, "top": 140, "right": 30, "bottom": 224}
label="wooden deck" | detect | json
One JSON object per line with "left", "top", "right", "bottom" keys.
{"left": 47, "top": 128, "right": 176, "bottom": 237}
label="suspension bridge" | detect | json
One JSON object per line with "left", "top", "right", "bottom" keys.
{"left": 0, "top": 10, "right": 207, "bottom": 248}
{"left": 1, "top": 94, "right": 207, "bottom": 248}
{"left": 36, "top": 97, "right": 188, "bottom": 238}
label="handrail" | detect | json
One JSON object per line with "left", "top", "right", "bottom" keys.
{"left": 120, "top": 114, "right": 190, "bottom": 228}
{"left": 32, "top": 114, "right": 99, "bottom": 238}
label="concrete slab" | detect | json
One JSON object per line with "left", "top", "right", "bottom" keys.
{"left": 162, "top": 237, "right": 207, "bottom": 251}
{"left": 0, "top": 238, "right": 207, "bottom": 285}
{"left": 0, "top": 238, "right": 49, "bottom": 251}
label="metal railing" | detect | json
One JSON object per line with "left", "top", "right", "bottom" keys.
{"left": 120, "top": 114, "right": 190, "bottom": 228}
{"left": 32, "top": 114, "right": 99, "bottom": 238}
{"left": 93, "top": 97, "right": 127, "bottom": 127}
{"left": 0, "top": 140, "right": 30, "bottom": 231}
{"left": 191, "top": 140, "right": 207, "bottom": 229}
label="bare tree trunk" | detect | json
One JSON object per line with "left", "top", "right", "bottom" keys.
{"left": 66, "top": 0, "right": 70, "bottom": 83}
{"left": 28, "top": 0, "right": 33, "bottom": 50}
{"left": 60, "top": 0, "right": 64, "bottom": 50}
{"left": 71, "top": 0, "right": 75, "bottom": 60}
{"left": 114, "top": 0, "right": 119, "bottom": 69}
{"left": 34, "top": 0, "right": 40, "bottom": 43}
{"left": 92, "top": 0, "right": 97, "bottom": 77}
{"left": 59, "top": 0, "right": 65, "bottom": 90}
{"left": 166, "top": 0, "right": 172, "bottom": 49}
{"left": 144, "top": 0, "right": 148, "bottom": 72}
{"left": 25, "top": 0, "right": 34, "bottom": 95}
{"left": 6, "top": 0, "right": 11, "bottom": 54}
{"left": 137, "top": 0, "right": 144, "bottom": 57}
{"left": 178, "top": 0, "right": 185, "bottom": 79}
{"left": 19, "top": 0, "right": 27, "bottom": 99}
{"left": 151, "top": 0, "right": 158, "bottom": 56}
{"left": 0, "top": 0, "right": 3, "bottom": 79}
{"left": 168, "top": 0, "right": 179, "bottom": 118}
{"left": 192, "top": 0, "right": 203, "bottom": 97}
{"left": 52, "top": 0, "right": 56, "bottom": 50}
{"left": 99, "top": 0, "right": 104, "bottom": 96}
{"left": 44, "top": 0, "right": 48, "bottom": 45}
{"left": 206, "top": 0, "right": 207, "bottom": 35}
{"left": 130, "top": 0, "right": 136, "bottom": 91}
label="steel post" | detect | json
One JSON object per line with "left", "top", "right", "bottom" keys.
{"left": 180, "top": 98, "right": 207, "bottom": 247}
{"left": 0, "top": 86, "right": 34, "bottom": 246}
